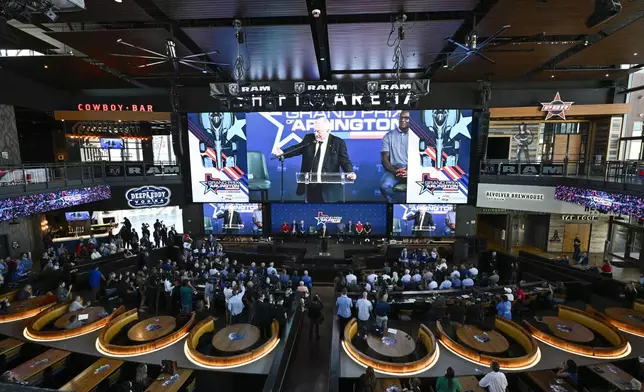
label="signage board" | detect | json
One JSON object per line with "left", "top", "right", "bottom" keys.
{"left": 482, "top": 163, "right": 564, "bottom": 176}
{"left": 125, "top": 186, "right": 171, "bottom": 208}
{"left": 561, "top": 215, "right": 600, "bottom": 221}
{"left": 77, "top": 103, "right": 154, "bottom": 112}
{"left": 105, "top": 164, "right": 180, "bottom": 177}
{"left": 541, "top": 92, "right": 573, "bottom": 120}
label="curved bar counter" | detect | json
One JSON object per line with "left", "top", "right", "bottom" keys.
{"left": 436, "top": 317, "right": 541, "bottom": 370}
{"left": 184, "top": 316, "right": 280, "bottom": 369}
{"left": 341, "top": 318, "right": 439, "bottom": 376}
{"left": 523, "top": 305, "right": 631, "bottom": 359}
{"left": 96, "top": 308, "right": 195, "bottom": 357}
{"left": 0, "top": 292, "right": 57, "bottom": 324}
{"left": 589, "top": 305, "right": 644, "bottom": 338}
{"left": 24, "top": 304, "right": 125, "bottom": 341}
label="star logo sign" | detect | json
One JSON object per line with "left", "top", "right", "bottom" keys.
{"left": 200, "top": 175, "right": 223, "bottom": 195}
{"left": 314, "top": 211, "right": 342, "bottom": 225}
{"left": 541, "top": 92, "right": 574, "bottom": 120}
{"left": 416, "top": 178, "right": 437, "bottom": 195}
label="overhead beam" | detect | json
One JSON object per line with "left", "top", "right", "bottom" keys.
{"left": 522, "top": 10, "right": 644, "bottom": 80}
{"left": 306, "top": 0, "right": 331, "bottom": 80}
{"left": 129, "top": 0, "right": 232, "bottom": 81}
{"left": 422, "top": 0, "right": 500, "bottom": 78}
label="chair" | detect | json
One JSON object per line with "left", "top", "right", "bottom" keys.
{"left": 247, "top": 151, "right": 271, "bottom": 200}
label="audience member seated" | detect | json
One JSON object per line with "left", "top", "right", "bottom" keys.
{"left": 556, "top": 359, "right": 579, "bottom": 388}
{"left": 14, "top": 284, "right": 34, "bottom": 301}
{"left": 68, "top": 295, "right": 86, "bottom": 312}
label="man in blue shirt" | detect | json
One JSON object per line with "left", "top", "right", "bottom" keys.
{"left": 89, "top": 266, "right": 104, "bottom": 300}
{"left": 301, "top": 270, "right": 312, "bottom": 291}
{"left": 439, "top": 276, "right": 452, "bottom": 290}
{"left": 462, "top": 274, "right": 475, "bottom": 288}
{"left": 252, "top": 207, "right": 263, "bottom": 234}
{"left": 336, "top": 288, "right": 353, "bottom": 339}
{"left": 267, "top": 262, "right": 277, "bottom": 276}
{"left": 375, "top": 293, "right": 390, "bottom": 331}
{"left": 380, "top": 110, "right": 410, "bottom": 203}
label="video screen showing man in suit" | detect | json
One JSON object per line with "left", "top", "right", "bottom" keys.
{"left": 203, "top": 203, "right": 263, "bottom": 235}
{"left": 272, "top": 118, "right": 356, "bottom": 203}
{"left": 392, "top": 204, "right": 457, "bottom": 237}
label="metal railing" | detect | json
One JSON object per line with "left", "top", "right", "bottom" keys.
{"left": 480, "top": 160, "right": 644, "bottom": 185}
{"left": 0, "top": 161, "right": 181, "bottom": 194}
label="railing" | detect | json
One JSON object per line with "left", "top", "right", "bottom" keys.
{"left": 0, "top": 161, "right": 181, "bottom": 193}
{"left": 480, "top": 160, "right": 644, "bottom": 185}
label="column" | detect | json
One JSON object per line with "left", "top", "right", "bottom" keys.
{"left": 0, "top": 105, "right": 21, "bottom": 165}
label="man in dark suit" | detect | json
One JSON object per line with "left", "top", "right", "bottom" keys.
{"left": 216, "top": 205, "right": 243, "bottom": 234}
{"left": 273, "top": 118, "right": 356, "bottom": 202}
{"left": 318, "top": 223, "right": 330, "bottom": 254}
{"left": 404, "top": 205, "right": 436, "bottom": 237}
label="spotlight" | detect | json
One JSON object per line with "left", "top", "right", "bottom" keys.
{"left": 325, "top": 95, "right": 336, "bottom": 110}
{"left": 408, "top": 94, "right": 419, "bottom": 109}
{"left": 362, "top": 94, "right": 372, "bottom": 109}
{"left": 312, "top": 94, "right": 325, "bottom": 110}
{"left": 300, "top": 94, "right": 313, "bottom": 108}
{"left": 384, "top": 93, "right": 396, "bottom": 109}
{"left": 586, "top": 0, "right": 622, "bottom": 28}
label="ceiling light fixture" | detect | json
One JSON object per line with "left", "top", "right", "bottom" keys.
{"left": 635, "top": 53, "right": 638, "bottom": 56}
{"left": 605, "top": 73, "right": 610, "bottom": 77}
{"left": 551, "top": 75, "right": 554, "bottom": 78}
{"left": 115, "top": 0, "right": 122, "bottom": 2}
{"left": 44, "top": 65, "right": 48, "bottom": 69}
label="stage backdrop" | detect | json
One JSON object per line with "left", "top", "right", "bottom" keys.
{"left": 392, "top": 204, "right": 457, "bottom": 237}
{"left": 187, "top": 113, "right": 249, "bottom": 203}
{"left": 405, "top": 110, "right": 472, "bottom": 204}
{"left": 203, "top": 203, "right": 264, "bottom": 235}
{"left": 270, "top": 203, "right": 387, "bottom": 235}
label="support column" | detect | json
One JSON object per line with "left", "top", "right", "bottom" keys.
{"left": 0, "top": 105, "right": 21, "bottom": 166}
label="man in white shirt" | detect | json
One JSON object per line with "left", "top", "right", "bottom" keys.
{"left": 401, "top": 269, "right": 412, "bottom": 284}
{"left": 428, "top": 280, "right": 438, "bottom": 290}
{"left": 412, "top": 271, "right": 422, "bottom": 283}
{"left": 504, "top": 287, "right": 514, "bottom": 302}
{"left": 164, "top": 278, "right": 175, "bottom": 293}
{"left": 367, "top": 272, "right": 378, "bottom": 284}
{"left": 436, "top": 259, "right": 448, "bottom": 271}
{"left": 469, "top": 264, "right": 479, "bottom": 278}
{"left": 227, "top": 284, "right": 246, "bottom": 324}
{"left": 346, "top": 270, "right": 357, "bottom": 285}
{"left": 439, "top": 276, "right": 453, "bottom": 290}
{"left": 355, "top": 291, "right": 373, "bottom": 339}
{"left": 479, "top": 361, "right": 508, "bottom": 392}
{"left": 223, "top": 282, "right": 234, "bottom": 324}
{"left": 68, "top": 295, "right": 85, "bottom": 312}
{"left": 90, "top": 249, "right": 101, "bottom": 260}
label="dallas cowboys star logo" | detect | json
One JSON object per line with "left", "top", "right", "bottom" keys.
{"left": 541, "top": 92, "right": 574, "bottom": 120}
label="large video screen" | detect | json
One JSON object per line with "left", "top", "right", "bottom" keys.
{"left": 203, "top": 203, "right": 264, "bottom": 235}
{"left": 187, "top": 113, "right": 249, "bottom": 202}
{"left": 270, "top": 203, "right": 387, "bottom": 235}
{"left": 392, "top": 204, "right": 456, "bottom": 237}
{"left": 555, "top": 186, "right": 644, "bottom": 218}
{"left": 188, "top": 110, "right": 472, "bottom": 203}
{"left": 0, "top": 185, "right": 111, "bottom": 222}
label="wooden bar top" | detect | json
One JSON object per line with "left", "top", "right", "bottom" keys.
{"left": 0, "top": 338, "right": 24, "bottom": 356}
{"left": 526, "top": 370, "right": 578, "bottom": 392}
{"left": 590, "top": 363, "right": 644, "bottom": 391}
{"left": 59, "top": 358, "right": 123, "bottom": 392}
{"left": 457, "top": 376, "right": 484, "bottom": 392}
{"left": 145, "top": 369, "right": 194, "bottom": 392}
{"left": 11, "top": 349, "right": 70, "bottom": 382}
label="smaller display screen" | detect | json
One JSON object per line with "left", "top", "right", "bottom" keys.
{"left": 392, "top": 204, "right": 456, "bottom": 237}
{"left": 0, "top": 185, "right": 111, "bottom": 222}
{"left": 65, "top": 211, "right": 90, "bottom": 221}
{"left": 100, "top": 138, "right": 124, "bottom": 149}
{"left": 203, "top": 203, "right": 264, "bottom": 235}
{"left": 270, "top": 203, "right": 387, "bottom": 235}
{"left": 555, "top": 185, "right": 644, "bottom": 218}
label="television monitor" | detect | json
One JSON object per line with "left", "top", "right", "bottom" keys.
{"left": 555, "top": 185, "right": 644, "bottom": 218}
{"left": 270, "top": 203, "right": 387, "bottom": 235}
{"left": 392, "top": 204, "right": 456, "bottom": 237}
{"left": 0, "top": 185, "right": 111, "bottom": 222}
{"left": 203, "top": 203, "right": 264, "bottom": 235}
{"left": 65, "top": 211, "right": 90, "bottom": 221}
{"left": 187, "top": 110, "right": 472, "bottom": 204}
{"left": 100, "top": 138, "right": 124, "bottom": 149}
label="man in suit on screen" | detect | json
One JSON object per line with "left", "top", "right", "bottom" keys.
{"left": 272, "top": 118, "right": 356, "bottom": 202}
{"left": 216, "top": 205, "right": 243, "bottom": 234}
{"left": 404, "top": 205, "right": 436, "bottom": 236}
